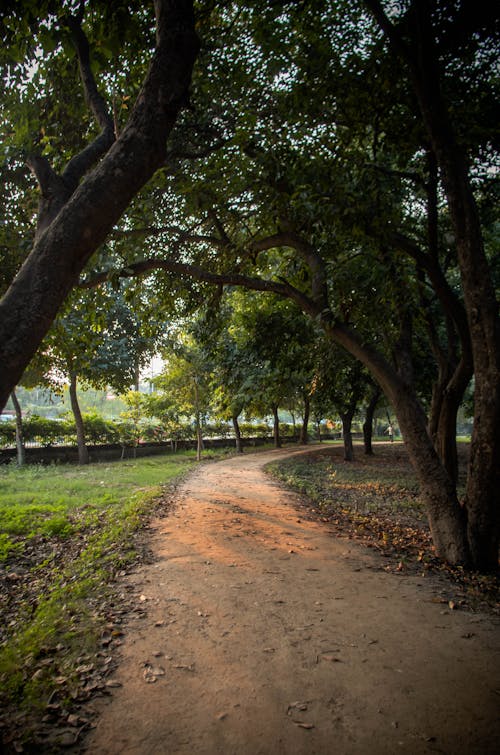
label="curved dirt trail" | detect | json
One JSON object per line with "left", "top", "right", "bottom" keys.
{"left": 87, "top": 447, "right": 499, "bottom": 754}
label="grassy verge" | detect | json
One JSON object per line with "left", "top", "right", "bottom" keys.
{"left": 0, "top": 451, "right": 200, "bottom": 751}
{"left": 267, "top": 443, "right": 499, "bottom": 612}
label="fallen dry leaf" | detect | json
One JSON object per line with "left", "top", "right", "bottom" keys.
{"left": 287, "top": 701, "right": 308, "bottom": 716}
{"left": 319, "top": 654, "right": 342, "bottom": 663}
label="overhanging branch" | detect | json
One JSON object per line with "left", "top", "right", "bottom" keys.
{"left": 80, "top": 256, "right": 318, "bottom": 316}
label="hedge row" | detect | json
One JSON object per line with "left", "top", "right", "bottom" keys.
{"left": 0, "top": 414, "right": 300, "bottom": 449}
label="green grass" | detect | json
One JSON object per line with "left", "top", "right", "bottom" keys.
{"left": 0, "top": 455, "right": 195, "bottom": 550}
{"left": 0, "top": 451, "right": 198, "bottom": 735}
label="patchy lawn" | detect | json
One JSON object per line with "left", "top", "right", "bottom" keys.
{"left": 0, "top": 453, "right": 197, "bottom": 752}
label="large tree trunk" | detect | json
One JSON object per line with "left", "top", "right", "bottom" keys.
{"left": 363, "top": 0, "right": 498, "bottom": 570}
{"left": 0, "top": 1, "right": 199, "bottom": 411}
{"left": 232, "top": 413, "right": 243, "bottom": 453}
{"left": 271, "top": 405, "right": 281, "bottom": 448}
{"left": 429, "top": 353, "right": 472, "bottom": 487}
{"left": 11, "top": 390, "right": 26, "bottom": 467}
{"left": 363, "top": 387, "right": 380, "bottom": 455}
{"left": 69, "top": 372, "right": 89, "bottom": 465}
{"left": 328, "top": 321, "right": 471, "bottom": 566}
{"left": 406, "top": 2, "right": 499, "bottom": 570}
{"left": 434, "top": 158, "right": 499, "bottom": 570}
{"left": 299, "top": 393, "right": 310, "bottom": 444}
{"left": 391, "top": 383, "right": 470, "bottom": 566}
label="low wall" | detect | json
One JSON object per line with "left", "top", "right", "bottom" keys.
{"left": 0, "top": 434, "right": 344, "bottom": 465}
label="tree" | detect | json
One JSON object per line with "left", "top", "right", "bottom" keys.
{"left": 311, "top": 343, "right": 372, "bottom": 461}
{"left": 119, "top": 391, "right": 147, "bottom": 458}
{"left": 0, "top": 0, "right": 198, "bottom": 408}
{"left": 2, "top": 2, "right": 497, "bottom": 570}
{"left": 363, "top": 0, "right": 500, "bottom": 570}
{"left": 216, "top": 293, "right": 317, "bottom": 449}
{"left": 196, "top": 304, "right": 259, "bottom": 453}
{"left": 84, "top": 1, "right": 498, "bottom": 569}
{"left": 153, "top": 338, "right": 211, "bottom": 461}
{"left": 362, "top": 385, "right": 381, "bottom": 455}
{"left": 41, "top": 286, "right": 156, "bottom": 463}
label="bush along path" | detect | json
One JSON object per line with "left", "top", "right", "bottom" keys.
{"left": 85, "top": 444, "right": 499, "bottom": 755}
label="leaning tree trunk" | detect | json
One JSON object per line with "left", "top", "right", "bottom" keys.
{"left": 69, "top": 372, "right": 89, "bottom": 465}
{"left": 363, "top": 387, "right": 381, "bottom": 455}
{"left": 299, "top": 393, "right": 310, "bottom": 445}
{"left": 328, "top": 321, "right": 471, "bottom": 566}
{"left": 10, "top": 389, "right": 26, "bottom": 467}
{"left": 271, "top": 405, "right": 281, "bottom": 448}
{"left": 0, "top": 1, "right": 199, "bottom": 412}
{"left": 232, "top": 413, "right": 243, "bottom": 453}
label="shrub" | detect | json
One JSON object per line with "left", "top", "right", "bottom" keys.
{"left": 82, "top": 413, "right": 119, "bottom": 444}
{"left": 0, "top": 421, "right": 16, "bottom": 448}
{"left": 239, "top": 422, "right": 271, "bottom": 438}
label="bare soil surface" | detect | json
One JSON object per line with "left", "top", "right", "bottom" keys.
{"left": 85, "top": 446, "right": 500, "bottom": 755}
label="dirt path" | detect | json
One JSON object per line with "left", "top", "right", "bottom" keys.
{"left": 86, "top": 447, "right": 500, "bottom": 754}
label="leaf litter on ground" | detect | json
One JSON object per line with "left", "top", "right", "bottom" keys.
{"left": 0, "top": 476, "right": 185, "bottom": 754}
{"left": 267, "top": 443, "right": 499, "bottom": 616}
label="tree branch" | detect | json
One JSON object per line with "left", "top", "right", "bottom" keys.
{"left": 363, "top": 0, "right": 412, "bottom": 62}
{"left": 62, "top": 11, "right": 115, "bottom": 188}
{"left": 367, "top": 162, "right": 427, "bottom": 189}
{"left": 392, "top": 231, "right": 470, "bottom": 350}
{"left": 250, "top": 229, "right": 329, "bottom": 309}
{"left": 110, "top": 224, "right": 224, "bottom": 248}
{"left": 80, "top": 256, "right": 310, "bottom": 308}
{"left": 26, "top": 154, "right": 63, "bottom": 196}
{"left": 164, "top": 136, "right": 230, "bottom": 164}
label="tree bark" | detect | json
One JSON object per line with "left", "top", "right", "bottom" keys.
{"left": 363, "top": 387, "right": 380, "bottom": 455}
{"left": 385, "top": 374, "right": 470, "bottom": 566}
{"left": 430, "top": 354, "right": 472, "bottom": 486}
{"left": 11, "top": 390, "right": 26, "bottom": 467}
{"left": 232, "top": 413, "right": 243, "bottom": 453}
{"left": 0, "top": 0, "right": 199, "bottom": 411}
{"left": 299, "top": 393, "right": 310, "bottom": 444}
{"left": 69, "top": 372, "right": 90, "bottom": 465}
{"left": 194, "top": 379, "right": 202, "bottom": 462}
{"left": 340, "top": 411, "right": 355, "bottom": 461}
{"left": 272, "top": 405, "right": 281, "bottom": 448}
